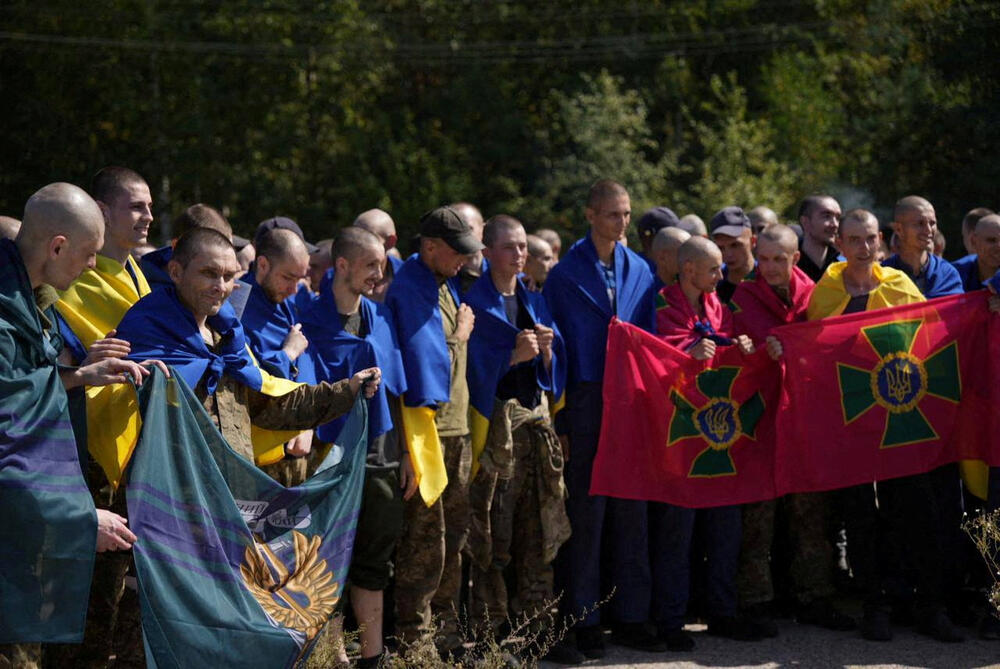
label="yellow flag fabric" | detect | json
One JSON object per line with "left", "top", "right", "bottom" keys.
{"left": 58, "top": 255, "right": 151, "bottom": 349}
{"left": 806, "top": 262, "right": 926, "bottom": 321}
{"left": 400, "top": 405, "right": 448, "bottom": 506}
{"left": 469, "top": 407, "right": 491, "bottom": 480}
{"left": 250, "top": 368, "right": 304, "bottom": 466}
{"left": 960, "top": 460, "right": 989, "bottom": 500}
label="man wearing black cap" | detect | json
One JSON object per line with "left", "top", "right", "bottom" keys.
{"left": 637, "top": 206, "right": 681, "bottom": 280}
{"left": 385, "top": 206, "right": 481, "bottom": 659}
{"left": 710, "top": 206, "right": 756, "bottom": 304}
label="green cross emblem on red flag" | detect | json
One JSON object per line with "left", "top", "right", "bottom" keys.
{"left": 837, "top": 319, "right": 961, "bottom": 448}
{"left": 667, "top": 366, "right": 765, "bottom": 477}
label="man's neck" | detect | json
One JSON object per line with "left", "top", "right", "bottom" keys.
{"left": 680, "top": 282, "right": 705, "bottom": 316}
{"left": 726, "top": 263, "right": 750, "bottom": 284}
{"left": 332, "top": 281, "right": 362, "bottom": 315}
{"left": 769, "top": 282, "right": 792, "bottom": 305}
{"left": 801, "top": 236, "right": 828, "bottom": 268}
{"left": 592, "top": 234, "right": 616, "bottom": 265}
{"left": 418, "top": 251, "right": 448, "bottom": 285}
{"left": 491, "top": 271, "right": 518, "bottom": 296}
{"left": 100, "top": 242, "right": 131, "bottom": 266}
{"left": 842, "top": 262, "right": 878, "bottom": 297}
{"left": 658, "top": 270, "right": 676, "bottom": 286}
{"left": 899, "top": 247, "right": 929, "bottom": 276}
{"left": 977, "top": 257, "right": 998, "bottom": 281}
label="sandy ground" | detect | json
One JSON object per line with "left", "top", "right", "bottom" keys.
{"left": 539, "top": 621, "right": 1000, "bottom": 669}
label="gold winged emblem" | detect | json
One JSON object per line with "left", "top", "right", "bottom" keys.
{"left": 240, "top": 530, "right": 339, "bottom": 641}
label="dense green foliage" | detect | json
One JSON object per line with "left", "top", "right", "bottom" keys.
{"left": 2, "top": 0, "right": 998, "bottom": 253}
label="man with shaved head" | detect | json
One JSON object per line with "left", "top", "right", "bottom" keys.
{"left": 298, "top": 226, "right": 414, "bottom": 666}
{"left": 139, "top": 202, "right": 234, "bottom": 291}
{"left": 545, "top": 179, "right": 661, "bottom": 656}
{"left": 450, "top": 202, "right": 487, "bottom": 295}
{"left": 958, "top": 207, "right": 994, "bottom": 259}
{"left": 955, "top": 214, "right": 1000, "bottom": 292}
{"left": 882, "top": 196, "right": 962, "bottom": 298}
{"left": 524, "top": 234, "right": 555, "bottom": 289}
{"left": 1, "top": 183, "right": 160, "bottom": 668}
{"left": 748, "top": 206, "right": 779, "bottom": 235}
{"left": 0, "top": 215, "right": 20, "bottom": 240}
{"left": 796, "top": 195, "right": 842, "bottom": 282}
{"left": 729, "top": 224, "right": 854, "bottom": 637}
{"left": 535, "top": 228, "right": 562, "bottom": 262}
{"left": 650, "top": 226, "right": 689, "bottom": 288}
{"left": 678, "top": 213, "right": 708, "bottom": 237}
{"left": 307, "top": 238, "right": 333, "bottom": 292}
{"left": 652, "top": 235, "right": 757, "bottom": 649}
{"left": 354, "top": 208, "right": 403, "bottom": 301}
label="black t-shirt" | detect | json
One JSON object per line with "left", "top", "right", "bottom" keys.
{"left": 495, "top": 293, "right": 542, "bottom": 410}
{"left": 843, "top": 293, "right": 869, "bottom": 315}
{"left": 797, "top": 244, "right": 838, "bottom": 283}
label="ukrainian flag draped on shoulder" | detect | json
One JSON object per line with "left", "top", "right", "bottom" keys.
{"left": 807, "top": 261, "right": 925, "bottom": 320}
{"left": 56, "top": 254, "right": 151, "bottom": 350}
{"left": 384, "top": 256, "right": 453, "bottom": 505}
{"left": 543, "top": 234, "right": 655, "bottom": 388}
{"left": 97, "top": 288, "right": 301, "bottom": 484}
{"left": 126, "top": 368, "right": 368, "bottom": 668}
{"left": 239, "top": 273, "right": 311, "bottom": 382}
{"left": 0, "top": 239, "right": 96, "bottom": 643}
{"left": 298, "top": 292, "right": 407, "bottom": 445}
{"left": 465, "top": 274, "right": 566, "bottom": 475}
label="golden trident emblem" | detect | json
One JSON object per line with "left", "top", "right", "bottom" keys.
{"left": 885, "top": 359, "right": 914, "bottom": 404}
{"left": 703, "top": 402, "right": 732, "bottom": 444}
{"left": 240, "top": 530, "right": 339, "bottom": 642}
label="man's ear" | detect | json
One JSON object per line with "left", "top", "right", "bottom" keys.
{"left": 96, "top": 200, "right": 112, "bottom": 225}
{"left": 256, "top": 255, "right": 271, "bottom": 276}
{"left": 48, "top": 234, "right": 68, "bottom": 259}
{"left": 334, "top": 255, "right": 350, "bottom": 274}
{"left": 791, "top": 250, "right": 801, "bottom": 265}
{"left": 385, "top": 234, "right": 398, "bottom": 251}
{"left": 167, "top": 259, "right": 183, "bottom": 284}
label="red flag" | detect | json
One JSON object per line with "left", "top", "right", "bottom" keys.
{"left": 591, "top": 319, "right": 781, "bottom": 507}
{"left": 773, "top": 291, "right": 995, "bottom": 494}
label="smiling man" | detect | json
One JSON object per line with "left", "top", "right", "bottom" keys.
{"left": 881, "top": 196, "right": 962, "bottom": 298}
{"left": 796, "top": 195, "right": 842, "bottom": 282}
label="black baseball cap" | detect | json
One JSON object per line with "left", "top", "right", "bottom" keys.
{"left": 709, "top": 206, "right": 751, "bottom": 238}
{"left": 419, "top": 206, "right": 485, "bottom": 254}
{"left": 255, "top": 216, "right": 319, "bottom": 254}
{"left": 637, "top": 206, "right": 681, "bottom": 239}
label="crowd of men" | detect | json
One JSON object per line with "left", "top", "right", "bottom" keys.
{"left": 2, "top": 167, "right": 1000, "bottom": 669}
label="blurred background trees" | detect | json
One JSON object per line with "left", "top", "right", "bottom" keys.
{"left": 2, "top": 0, "right": 998, "bottom": 253}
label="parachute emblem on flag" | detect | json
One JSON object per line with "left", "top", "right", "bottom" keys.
{"left": 240, "top": 530, "right": 340, "bottom": 644}
{"left": 667, "top": 366, "right": 765, "bottom": 477}
{"left": 837, "top": 319, "right": 961, "bottom": 448}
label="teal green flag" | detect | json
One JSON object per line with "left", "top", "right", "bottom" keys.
{"left": 0, "top": 238, "right": 96, "bottom": 643}
{"left": 126, "top": 368, "right": 367, "bottom": 668}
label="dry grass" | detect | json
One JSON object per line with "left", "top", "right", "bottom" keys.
{"left": 964, "top": 509, "right": 1000, "bottom": 616}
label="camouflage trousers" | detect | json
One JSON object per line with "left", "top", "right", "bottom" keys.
{"left": 262, "top": 454, "right": 309, "bottom": 487}
{"left": 469, "top": 423, "right": 559, "bottom": 636}
{"left": 0, "top": 644, "right": 40, "bottom": 669}
{"left": 737, "top": 492, "right": 835, "bottom": 607}
{"left": 394, "top": 434, "right": 471, "bottom": 652}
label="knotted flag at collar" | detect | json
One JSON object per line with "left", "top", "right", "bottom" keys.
{"left": 464, "top": 273, "right": 566, "bottom": 477}
{"left": 298, "top": 291, "right": 407, "bottom": 445}
{"left": 239, "top": 272, "right": 308, "bottom": 382}
{"left": 881, "top": 253, "right": 963, "bottom": 299}
{"left": 807, "top": 261, "right": 925, "bottom": 320}
{"left": 656, "top": 282, "right": 734, "bottom": 351}
{"left": 730, "top": 266, "right": 814, "bottom": 345}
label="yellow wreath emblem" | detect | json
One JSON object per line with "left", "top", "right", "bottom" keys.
{"left": 240, "top": 530, "right": 339, "bottom": 641}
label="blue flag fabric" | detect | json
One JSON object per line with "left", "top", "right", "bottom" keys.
{"left": 464, "top": 273, "right": 566, "bottom": 421}
{"left": 384, "top": 256, "right": 457, "bottom": 408}
{"left": 298, "top": 292, "right": 407, "bottom": 444}
{"left": 126, "top": 368, "right": 368, "bottom": 668}
{"left": 0, "top": 239, "right": 97, "bottom": 643}
{"left": 882, "top": 253, "right": 964, "bottom": 298}
{"left": 951, "top": 254, "right": 983, "bottom": 292}
{"left": 139, "top": 245, "right": 174, "bottom": 291}
{"left": 239, "top": 274, "right": 311, "bottom": 382}
{"left": 115, "top": 286, "right": 263, "bottom": 394}
{"left": 543, "top": 233, "right": 656, "bottom": 388}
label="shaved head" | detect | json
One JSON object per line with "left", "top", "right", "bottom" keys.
{"left": 0, "top": 216, "right": 20, "bottom": 241}
{"left": 893, "top": 195, "right": 934, "bottom": 221}
{"left": 677, "top": 236, "right": 721, "bottom": 267}
{"left": 173, "top": 203, "right": 232, "bottom": 240}
{"left": 756, "top": 224, "right": 799, "bottom": 254}
{"left": 678, "top": 214, "right": 708, "bottom": 237}
{"left": 451, "top": 202, "right": 485, "bottom": 235}
{"left": 652, "top": 226, "right": 690, "bottom": 254}
{"left": 17, "top": 183, "right": 105, "bottom": 289}
{"left": 256, "top": 228, "right": 309, "bottom": 265}
{"left": 526, "top": 234, "right": 551, "bottom": 257}
{"left": 332, "top": 226, "right": 384, "bottom": 262}
{"left": 748, "top": 206, "right": 779, "bottom": 233}
{"left": 353, "top": 209, "right": 397, "bottom": 245}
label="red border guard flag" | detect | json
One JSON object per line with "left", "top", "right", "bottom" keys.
{"left": 590, "top": 318, "right": 781, "bottom": 508}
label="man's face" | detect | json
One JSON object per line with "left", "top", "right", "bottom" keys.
{"left": 100, "top": 181, "right": 153, "bottom": 252}
{"left": 586, "top": 195, "right": 631, "bottom": 246}
{"left": 258, "top": 252, "right": 309, "bottom": 304}
{"left": 525, "top": 240, "right": 554, "bottom": 285}
{"left": 170, "top": 245, "right": 241, "bottom": 320}
{"left": 974, "top": 220, "right": 1000, "bottom": 272}
{"left": 340, "top": 245, "right": 385, "bottom": 297}
{"left": 755, "top": 238, "right": 798, "bottom": 289}
{"left": 801, "top": 198, "right": 841, "bottom": 246}
{"left": 484, "top": 227, "right": 527, "bottom": 283}
{"left": 425, "top": 238, "right": 472, "bottom": 278}
{"left": 49, "top": 230, "right": 104, "bottom": 290}
{"left": 685, "top": 251, "right": 723, "bottom": 294}
{"left": 712, "top": 229, "right": 754, "bottom": 275}
{"left": 893, "top": 206, "right": 936, "bottom": 256}
{"left": 307, "top": 250, "right": 332, "bottom": 292}
{"left": 838, "top": 217, "right": 880, "bottom": 271}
